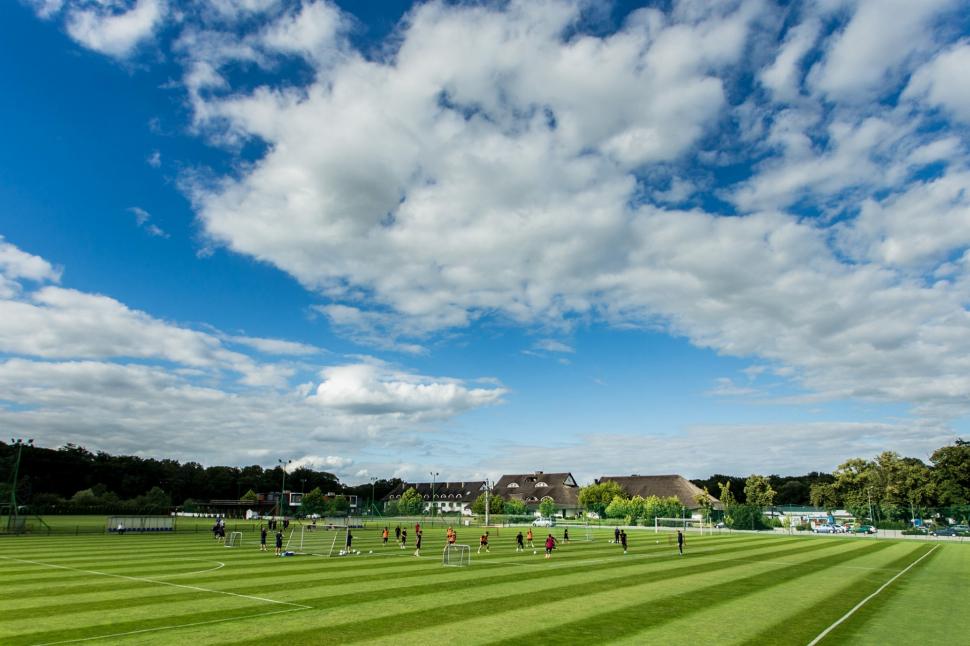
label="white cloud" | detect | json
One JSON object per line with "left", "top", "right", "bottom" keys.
{"left": 0, "top": 240, "right": 506, "bottom": 467}
{"left": 147, "top": 150, "right": 161, "bottom": 167}
{"left": 307, "top": 361, "right": 506, "bottom": 420}
{"left": 807, "top": 0, "right": 957, "bottom": 101}
{"left": 904, "top": 40, "right": 970, "bottom": 124}
{"left": 289, "top": 454, "right": 353, "bottom": 472}
{"left": 0, "top": 236, "right": 62, "bottom": 287}
{"left": 65, "top": 0, "right": 167, "bottom": 59}
{"left": 227, "top": 335, "right": 322, "bottom": 356}
{"left": 534, "top": 339, "right": 574, "bottom": 353}
{"left": 128, "top": 206, "right": 151, "bottom": 226}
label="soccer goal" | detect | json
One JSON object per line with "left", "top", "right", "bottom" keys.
{"left": 225, "top": 531, "right": 243, "bottom": 548}
{"left": 442, "top": 544, "right": 470, "bottom": 567}
{"left": 285, "top": 525, "right": 350, "bottom": 557}
{"left": 655, "top": 517, "right": 704, "bottom": 535}
{"left": 559, "top": 523, "right": 593, "bottom": 542}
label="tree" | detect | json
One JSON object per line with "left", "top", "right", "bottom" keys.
{"left": 300, "top": 487, "right": 325, "bottom": 515}
{"left": 744, "top": 474, "right": 776, "bottom": 506}
{"left": 71, "top": 489, "right": 98, "bottom": 506}
{"left": 471, "top": 492, "right": 503, "bottom": 515}
{"left": 240, "top": 489, "right": 258, "bottom": 502}
{"left": 504, "top": 498, "right": 528, "bottom": 516}
{"left": 539, "top": 498, "right": 557, "bottom": 519}
{"left": 931, "top": 439, "right": 970, "bottom": 504}
{"left": 577, "top": 480, "right": 627, "bottom": 506}
{"left": 718, "top": 481, "right": 737, "bottom": 507}
{"left": 810, "top": 483, "right": 840, "bottom": 509}
{"left": 398, "top": 488, "right": 424, "bottom": 516}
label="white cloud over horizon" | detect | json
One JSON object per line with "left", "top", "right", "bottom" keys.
{"left": 14, "top": 0, "right": 970, "bottom": 478}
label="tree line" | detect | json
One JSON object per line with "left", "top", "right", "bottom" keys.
{"left": 0, "top": 441, "right": 402, "bottom": 509}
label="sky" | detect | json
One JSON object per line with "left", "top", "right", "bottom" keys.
{"left": 1, "top": 0, "right": 970, "bottom": 486}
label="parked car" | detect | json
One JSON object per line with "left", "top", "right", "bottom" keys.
{"left": 950, "top": 524, "right": 970, "bottom": 533}
{"left": 930, "top": 527, "right": 961, "bottom": 537}
{"left": 813, "top": 525, "right": 837, "bottom": 534}
{"left": 532, "top": 518, "right": 556, "bottom": 527}
{"left": 853, "top": 525, "right": 877, "bottom": 534}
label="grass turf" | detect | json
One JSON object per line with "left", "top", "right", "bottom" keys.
{"left": 0, "top": 525, "right": 966, "bottom": 645}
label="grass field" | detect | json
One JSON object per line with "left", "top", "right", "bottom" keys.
{"left": 1, "top": 523, "right": 966, "bottom": 645}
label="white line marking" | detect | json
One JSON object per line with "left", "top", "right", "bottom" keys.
{"left": 28, "top": 608, "right": 307, "bottom": 646}
{"left": 148, "top": 560, "right": 226, "bottom": 578}
{"left": 806, "top": 545, "right": 938, "bottom": 646}
{"left": 0, "top": 556, "right": 310, "bottom": 609}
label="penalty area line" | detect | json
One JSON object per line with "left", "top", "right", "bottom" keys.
{"left": 28, "top": 607, "right": 308, "bottom": 646}
{"left": 806, "top": 544, "right": 938, "bottom": 646}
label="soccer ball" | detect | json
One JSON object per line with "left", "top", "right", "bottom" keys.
{"left": 369, "top": 550, "right": 373, "bottom": 554}
{"left": 656, "top": 540, "right": 659, "bottom": 543}
{"left": 339, "top": 550, "right": 345, "bottom": 555}
{"left": 356, "top": 550, "right": 361, "bottom": 555}
{"left": 533, "top": 551, "right": 537, "bottom": 554}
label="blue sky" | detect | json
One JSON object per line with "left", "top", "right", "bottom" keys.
{"left": 1, "top": 0, "right": 969, "bottom": 485}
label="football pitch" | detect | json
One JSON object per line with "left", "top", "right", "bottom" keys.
{"left": 1, "top": 525, "right": 966, "bottom": 645}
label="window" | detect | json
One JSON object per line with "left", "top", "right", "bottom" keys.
{"left": 535, "top": 482, "right": 548, "bottom": 487}
{"left": 525, "top": 477, "right": 536, "bottom": 483}
{"left": 506, "top": 483, "right": 519, "bottom": 488}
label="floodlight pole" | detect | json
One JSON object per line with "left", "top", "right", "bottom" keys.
{"left": 8, "top": 439, "right": 32, "bottom": 532}
{"left": 485, "top": 480, "right": 491, "bottom": 527}
{"left": 430, "top": 472, "right": 438, "bottom": 526}
{"left": 370, "top": 477, "right": 377, "bottom": 516}
{"left": 278, "top": 459, "right": 291, "bottom": 517}
{"left": 867, "top": 488, "right": 875, "bottom": 527}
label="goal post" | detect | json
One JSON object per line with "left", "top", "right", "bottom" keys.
{"left": 284, "top": 525, "right": 351, "bottom": 557}
{"left": 225, "top": 531, "right": 243, "bottom": 548}
{"left": 442, "top": 544, "right": 470, "bottom": 567}
{"left": 558, "top": 522, "right": 593, "bottom": 542}
{"left": 654, "top": 517, "right": 704, "bottom": 537}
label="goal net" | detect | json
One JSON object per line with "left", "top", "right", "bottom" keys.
{"left": 654, "top": 517, "right": 705, "bottom": 535}
{"left": 442, "top": 544, "right": 470, "bottom": 567}
{"left": 225, "top": 531, "right": 243, "bottom": 548}
{"left": 285, "top": 525, "right": 352, "bottom": 556}
{"left": 559, "top": 523, "right": 593, "bottom": 542}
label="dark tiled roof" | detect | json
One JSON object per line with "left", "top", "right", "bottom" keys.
{"left": 380, "top": 481, "right": 486, "bottom": 502}
{"left": 494, "top": 472, "right": 579, "bottom": 506}
{"left": 596, "top": 475, "right": 720, "bottom": 508}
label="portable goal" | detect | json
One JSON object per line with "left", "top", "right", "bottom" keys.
{"left": 654, "top": 517, "right": 704, "bottom": 535}
{"left": 442, "top": 544, "right": 470, "bottom": 567}
{"left": 285, "top": 525, "right": 352, "bottom": 556}
{"left": 225, "top": 531, "right": 243, "bottom": 548}
{"left": 559, "top": 523, "right": 593, "bottom": 542}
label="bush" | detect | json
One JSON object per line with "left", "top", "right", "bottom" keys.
{"left": 875, "top": 520, "right": 908, "bottom": 530}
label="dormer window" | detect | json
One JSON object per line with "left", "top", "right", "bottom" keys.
{"left": 535, "top": 482, "right": 548, "bottom": 487}
{"left": 525, "top": 477, "right": 536, "bottom": 483}
{"left": 506, "top": 483, "right": 519, "bottom": 488}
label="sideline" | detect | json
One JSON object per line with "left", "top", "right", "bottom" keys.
{"left": 806, "top": 544, "right": 938, "bottom": 646}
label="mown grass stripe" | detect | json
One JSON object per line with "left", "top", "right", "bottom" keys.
{"left": 221, "top": 539, "right": 882, "bottom": 645}
{"left": 481, "top": 541, "right": 895, "bottom": 645}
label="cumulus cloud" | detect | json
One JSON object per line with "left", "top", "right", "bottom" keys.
{"left": 65, "top": 0, "right": 167, "bottom": 58}
{"left": 308, "top": 361, "right": 506, "bottom": 420}
{"left": 18, "top": 0, "right": 970, "bottom": 470}
{"left": 167, "top": 0, "right": 970, "bottom": 431}
{"left": 0, "top": 241, "right": 505, "bottom": 465}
